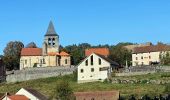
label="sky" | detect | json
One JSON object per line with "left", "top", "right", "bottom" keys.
{"left": 0, "top": 0, "right": 170, "bottom": 54}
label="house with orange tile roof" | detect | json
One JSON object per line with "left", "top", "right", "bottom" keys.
{"left": 1, "top": 93, "right": 29, "bottom": 100}
{"left": 85, "top": 48, "right": 109, "bottom": 57}
{"left": 20, "top": 21, "right": 71, "bottom": 70}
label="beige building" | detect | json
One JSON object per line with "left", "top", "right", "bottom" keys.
{"left": 20, "top": 21, "right": 71, "bottom": 70}
{"left": 132, "top": 45, "right": 170, "bottom": 66}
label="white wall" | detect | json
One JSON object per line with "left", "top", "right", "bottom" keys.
{"left": 132, "top": 51, "right": 162, "bottom": 66}
{"left": 78, "top": 53, "right": 111, "bottom": 83}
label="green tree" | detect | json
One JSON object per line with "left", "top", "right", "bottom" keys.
{"left": 3, "top": 41, "right": 24, "bottom": 70}
{"left": 160, "top": 52, "right": 170, "bottom": 65}
{"left": 54, "top": 80, "right": 75, "bottom": 100}
{"left": 109, "top": 44, "right": 132, "bottom": 67}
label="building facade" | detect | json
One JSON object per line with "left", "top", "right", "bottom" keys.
{"left": 132, "top": 45, "right": 170, "bottom": 66}
{"left": 77, "top": 53, "right": 118, "bottom": 83}
{"left": 20, "top": 21, "right": 71, "bottom": 70}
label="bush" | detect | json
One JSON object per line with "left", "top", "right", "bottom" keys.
{"left": 141, "top": 80, "right": 148, "bottom": 84}
{"left": 128, "top": 95, "right": 136, "bottom": 100}
{"left": 161, "top": 73, "right": 170, "bottom": 78}
{"left": 164, "top": 83, "right": 170, "bottom": 93}
{"left": 54, "top": 80, "right": 75, "bottom": 100}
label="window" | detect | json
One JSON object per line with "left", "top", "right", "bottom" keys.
{"left": 43, "top": 58, "right": 45, "bottom": 64}
{"left": 149, "top": 56, "right": 151, "bottom": 59}
{"left": 141, "top": 56, "right": 143, "bottom": 59}
{"left": 91, "top": 68, "right": 94, "bottom": 72}
{"left": 48, "top": 38, "right": 52, "bottom": 45}
{"left": 91, "top": 98, "right": 95, "bottom": 100}
{"left": 98, "top": 58, "right": 101, "bottom": 65}
{"left": 85, "top": 60, "right": 88, "bottom": 66}
{"left": 136, "top": 57, "right": 138, "bottom": 60}
{"left": 40, "top": 59, "right": 43, "bottom": 64}
{"left": 25, "top": 60, "right": 27, "bottom": 64}
{"left": 91, "top": 55, "right": 93, "bottom": 65}
{"left": 80, "top": 69, "right": 84, "bottom": 73}
{"left": 65, "top": 59, "right": 67, "bottom": 64}
{"left": 141, "top": 62, "right": 144, "bottom": 65}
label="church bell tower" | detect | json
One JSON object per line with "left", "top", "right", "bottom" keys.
{"left": 43, "top": 21, "right": 59, "bottom": 55}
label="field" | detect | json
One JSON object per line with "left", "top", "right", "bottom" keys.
{"left": 0, "top": 72, "right": 169, "bottom": 99}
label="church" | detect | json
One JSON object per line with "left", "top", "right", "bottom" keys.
{"left": 20, "top": 21, "right": 71, "bottom": 70}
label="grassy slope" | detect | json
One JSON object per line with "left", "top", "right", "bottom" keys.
{"left": 0, "top": 73, "right": 169, "bottom": 98}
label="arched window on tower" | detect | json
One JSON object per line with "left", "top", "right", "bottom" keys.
{"left": 48, "top": 38, "right": 52, "bottom": 45}
{"left": 52, "top": 38, "right": 55, "bottom": 46}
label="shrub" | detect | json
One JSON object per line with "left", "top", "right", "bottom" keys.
{"left": 54, "top": 80, "right": 75, "bottom": 100}
{"left": 161, "top": 73, "right": 170, "bottom": 78}
{"left": 141, "top": 80, "right": 148, "bottom": 84}
{"left": 164, "top": 83, "right": 170, "bottom": 93}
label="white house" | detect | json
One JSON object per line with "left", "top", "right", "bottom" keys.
{"left": 16, "top": 88, "right": 48, "bottom": 100}
{"left": 77, "top": 53, "right": 118, "bottom": 83}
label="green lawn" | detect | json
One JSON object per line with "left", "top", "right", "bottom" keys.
{"left": 0, "top": 72, "right": 169, "bottom": 99}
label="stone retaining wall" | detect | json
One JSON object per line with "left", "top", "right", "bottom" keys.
{"left": 6, "top": 66, "right": 76, "bottom": 83}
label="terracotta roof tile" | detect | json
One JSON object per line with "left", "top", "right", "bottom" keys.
{"left": 59, "top": 51, "right": 70, "bottom": 56}
{"left": 48, "top": 52, "right": 60, "bottom": 56}
{"left": 8, "top": 95, "right": 29, "bottom": 100}
{"left": 85, "top": 48, "right": 109, "bottom": 57}
{"left": 133, "top": 45, "right": 170, "bottom": 53}
{"left": 21, "top": 48, "right": 42, "bottom": 56}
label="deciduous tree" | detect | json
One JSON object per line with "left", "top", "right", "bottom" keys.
{"left": 3, "top": 41, "right": 24, "bottom": 70}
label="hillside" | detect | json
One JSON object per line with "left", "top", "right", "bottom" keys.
{"left": 0, "top": 72, "right": 169, "bottom": 98}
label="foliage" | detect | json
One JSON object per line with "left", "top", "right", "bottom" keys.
{"left": 160, "top": 52, "right": 170, "bottom": 65}
{"left": 54, "top": 80, "right": 75, "bottom": 100}
{"left": 109, "top": 43, "right": 132, "bottom": 67}
{"left": 3, "top": 41, "right": 24, "bottom": 70}
{"left": 64, "top": 43, "right": 91, "bottom": 65}
{"left": 63, "top": 42, "right": 133, "bottom": 66}
{"left": 73, "top": 70, "right": 77, "bottom": 81}
{"left": 164, "top": 83, "right": 170, "bottom": 93}
{"left": 161, "top": 73, "right": 170, "bottom": 78}
{"left": 25, "top": 42, "right": 37, "bottom": 48}
{"left": 128, "top": 95, "right": 136, "bottom": 100}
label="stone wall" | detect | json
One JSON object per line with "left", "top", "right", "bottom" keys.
{"left": 6, "top": 66, "right": 76, "bottom": 83}
{"left": 116, "top": 66, "right": 170, "bottom": 76}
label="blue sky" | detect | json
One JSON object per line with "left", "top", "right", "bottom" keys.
{"left": 0, "top": 0, "right": 170, "bottom": 54}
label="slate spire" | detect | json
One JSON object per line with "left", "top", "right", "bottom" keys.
{"left": 45, "top": 21, "right": 58, "bottom": 36}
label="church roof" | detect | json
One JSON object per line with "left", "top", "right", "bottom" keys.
{"left": 21, "top": 48, "right": 42, "bottom": 56}
{"left": 45, "top": 21, "right": 58, "bottom": 36}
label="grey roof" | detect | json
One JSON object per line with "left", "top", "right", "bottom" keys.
{"left": 95, "top": 53, "right": 119, "bottom": 66}
{"left": 24, "top": 88, "right": 48, "bottom": 100}
{"left": 45, "top": 21, "right": 58, "bottom": 36}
